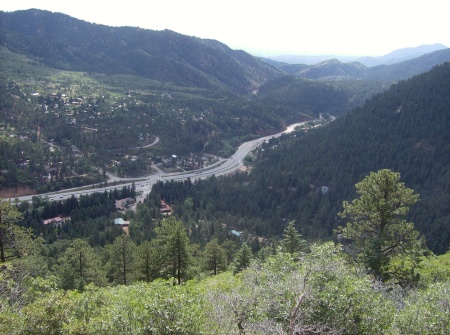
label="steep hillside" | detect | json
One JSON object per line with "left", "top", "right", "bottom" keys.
{"left": 293, "top": 59, "right": 366, "bottom": 80}
{"left": 149, "top": 63, "right": 450, "bottom": 254}
{"left": 0, "top": 9, "right": 281, "bottom": 93}
{"left": 251, "top": 62, "right": 450, "bottom": 253}
{"left": 0, "top": 36, "right": 359, "bottom": 194}
{"left": 366, "top": 49, "right": 450, "bottom": 80}
{"left": 256, "top": 76, "right": 353, "bottom": 117}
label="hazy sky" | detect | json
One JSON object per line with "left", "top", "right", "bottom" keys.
{"left": 1, "top": 0, "right": 449, "bottom": 56}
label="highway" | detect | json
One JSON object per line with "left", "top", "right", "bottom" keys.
{"left": 9, "top": 122, "right": 306, "bottom": 203}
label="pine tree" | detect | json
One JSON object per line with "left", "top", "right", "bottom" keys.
{"left": 0, "top": 199, "right": 22, "bottom": 263}
{"left": 281, "top": 220, "right": 306, "bottom": 256}
{"left": 135, "top": 241, "right": 162, "bottom": 282}
{"left": 233, "top": 243, "right": 252, "bottom": 274}
{"left": 107, "top": 235, "right": 136, "bottom": 285}
{"left": 338, "top": 169, "right": 422, "bottom": 283}
{"left": 60, "top": 239, "right": 106, "bottom": 288}
{"left": 0, "top": 199, "right": 43, "bottom": 263}
{"left": 203, "top": 238, "right": 227, "bottom": 275}
{"left": 155, "top": 217, "right": 191, "bottom": 285}
{"left": 59, "top": 261, "right": 76, "bottom": 290}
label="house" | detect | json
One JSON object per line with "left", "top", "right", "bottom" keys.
{"left": 230, "top": 230, "right": 242, "bottom": 238}
{"left": 257, "top": 236, "right": 268, "bottom": 245}
{"left": 114, "top": 218, "right": 130, "bottom": 235}
{"left": 43, "top": 216, "right": 64, "bottom": 225}
{"left": 114, "top": 218, "right": 125, "bottom": 225}
{"left": 160, "top": 200, "right": 172, "bottom": 216}
{"left": 321, "top": 186, "right": 330, "bottom": 195}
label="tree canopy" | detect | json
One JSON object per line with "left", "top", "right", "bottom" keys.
{"left": 338, "top": 169, "right": 423, "bottom": 283}
{"left": 0, "top": 199, "right": 43, "bottom": 263}
{"left": 281, "top": 220, "right": 306, "bottom": 256}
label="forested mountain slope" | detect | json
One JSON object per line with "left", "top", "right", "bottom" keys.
{"left": 0, "top": 9, "right": 281, "bottom": 93}
{"left": 149, "top": 63, "right": 450, "bottom": 254}
{"left": 268, "top": 49, "right": 450, "bottom": 81}
{"left": 0, "top": 9, "right": 360, "bottom": 195}
{"left": 251, "top": 62, "right": 450, "bottom": 253}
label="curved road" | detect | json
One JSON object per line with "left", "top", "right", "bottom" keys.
{"left": 10, "top": 122, "right": 306, "bottom": 203}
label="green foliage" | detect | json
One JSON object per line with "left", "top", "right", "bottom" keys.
{"left": 154, "top": 217, "right": 192, "bottom": 284}
{"left": 257, "top": 76, "right": 353, "bottom": 117}
{"left": 57, "top": 238, "right": 106, "bottom": 289}
{"left": 392, "top": 282, "right": 450, "bottom": 335}
{"left": 281, "top": 220, "right": 307, "bottom": 256}
{"left": 338, "top": 169, "right": 422, "bottom": 283}
{"left": 0, "top": 199, "right": 44, "bottom": 263}
{"left": 1, "top": 9, "right": 450, "bottom": 334}
{"left": 17, "top": 188, "right": 133, "bottom": 247}
{"left": 417, "top": 251, "right": 450, "bottom": 286}
{"left": 0, "top": 11, "right": 376, "bottom": 195}
{"left": 295, "top": 243, "right": 395, "bottom": 335}
{"left": 0, "top": 199, "right": 23, "bottom": 263}
{"left": 233, "top": 242, "right": 253, "bottom": 274}
{"left": 105, "top": 235, "right": 136, "bottom": 285}
{"left": 8, "top": 280, "right": 207, "bottom": 335}
{"left": 145, "top": 63, "right": 450, "bottom": 255}
{"left": 134, "top": 240, "right": 160, "bottom": 283}
{"left": 203, "top": 238, "right": 227, "bottom": 275}
{"left": 204, "top": 242, "right": 397, "bottom": 335}
{"left": 1, "top": 9, "right": 281, "bottom": 93}
{"left": 1, "top": 238, "right": 449, "bottom": 334}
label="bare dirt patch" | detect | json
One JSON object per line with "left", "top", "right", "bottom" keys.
{"left": 0, "top": 186, "right": 37, "bottom": 199}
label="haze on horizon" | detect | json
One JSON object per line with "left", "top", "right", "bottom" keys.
{"left": 1, "top": 0, "right": 449, "bottom": 57}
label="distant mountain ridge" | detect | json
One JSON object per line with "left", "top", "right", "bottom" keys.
{"left": 358, "top": 43, "right": 449, "bottom": 67}
{"left": 264, "top": 43, "right": 448, "bottom": 66}
{"left": 0, "top": 9, "right": 282, "bottom": 93}
{"left": 2, "top": 9, "right": 448, "bottom": 92}
{"left": 266, "top": 49, "right": 450, "bottom": 81}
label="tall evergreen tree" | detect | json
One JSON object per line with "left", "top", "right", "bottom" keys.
{"left": 337, "top": 169, "right": 423, "bottom": 283}
{"left": 134, "top": 240, "right": 162, "bottom": 283}
{"left": 107, "top": 234, "right": 136, "bottom": 285}
{"left": 203, "top": 238, "right": 227, "bottom": 275}
{"left": 59, "top": 261, "right": 76, "bottom": 291}
{"left": 233, "top": 243, "right": 253, "bottom": 274}
{"left": 155, "top": 217, "right": 191, "bottom": 285}
{"left": 0, "top": 199, "right": 23, "bottom": 263}
{"left": 281, "top": 220, "right": 306, "bottom": 256}
{"left": 60, "top": 238, "right": 106, "bottom": 288}
{"left": 0, "top": 199, "right": 43, "bottom": 263}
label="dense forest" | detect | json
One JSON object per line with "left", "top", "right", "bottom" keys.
{"left": 1, "top": 169, "right": 450, "bottom": 334}
{"left": 2, "top": 61, "right": 449, "bottom": 331}
{"left": 2, "top": 9, "right": 449, "bottom": 196}
{"left": 0, "top": 43, "right": 369, "bottom": 194}
{"left": 0, "top": 9, "right": 281, "bottom": 93}
{"left": 146, "top": 63, "right": 450, "bottom": 254}
{"left": 0, "top": 65, "right": 341, "bottom": 193}
{"left": 1, "top": 8, "right": 449, "bottom": 334}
